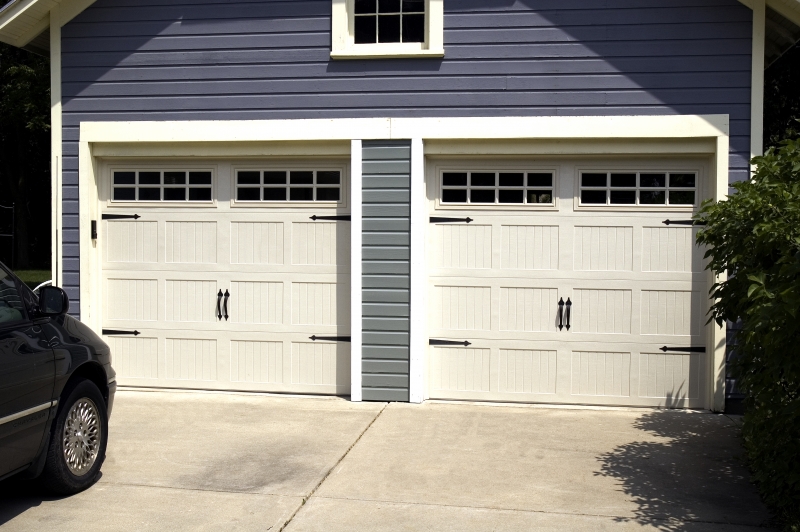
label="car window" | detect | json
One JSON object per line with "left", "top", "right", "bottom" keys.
{"left": 0, "top": 270, "right": 26, "bottom": 325}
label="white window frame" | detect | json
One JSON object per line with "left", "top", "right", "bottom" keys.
{"left": 331, "top": 0, "right": 444, "bottom": 59}
{"left": 434, "top": 164, "right": 559, "bottom": 211}
{"left": 577, "top": 170, "right": 700, "bottom": 209}
{"left": 231, "top": 162, "right": 349, "bottom": 209}
{"left": 105, "top": 164, "right": 217, "bottom": 207}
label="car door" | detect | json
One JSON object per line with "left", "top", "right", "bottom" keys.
{"left": 0, "top": 267, "right": 56, "bottom": 478}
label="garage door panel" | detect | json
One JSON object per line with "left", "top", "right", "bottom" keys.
{"left": 432, "top": 225, "right": 493, "bottom": 270}
{"left": 498, "top": 349, "right": 558, "bottom": 395}
{"left": 165, "top": 221, "right": 218, "bottom": 264}
{"left": 107, "top": 336, "right": 159, "bottom": 380}
{"left": 499, "top": 287, "right": 560, "bottom": 332}
{"left": 641, "top": 226, "right": 702, "bottom": 272}
{"left": 230, "top": 340, "right": 286, "bottom": 385}
{"left": 291, "top": 342, "right": 350, "bottom": 388}
{"left": 106, "top": 278, "right": 159, "bottom": 322}
{"left": 291, "top": 282, "right": 346, "bottom": 326}
{"left": 230, "top": 221, "right": 284, "bottom": 265}
{"left": 571, "top": 289, "right": 632, "bottom": 335}
{"left": 291, "top": 222, "right": 348, "bottom": 266}
{"left": 164, "top": 338, "right": 218, "bottom": 382}
{"left": 430, "top": 347, "right": 492, "bottom": 394}
{"left": 570, "top": 351, "right": 632, "bottom": 398}
{"left": 165, "top": 279, "right": 218, "bottom": 323}
{"left": 640, "top": 290, "right": 703, "bottom": 336}
{"left": 639, "top": 352, "right": 703, "bottom": 401}
{"left": 573, "top": 226, "right": 634, "bottom": 272}
{"left": 105, "top": 220, "right": 158, "bottom": 263}
{"left": 500, "top": 225, "right": 559, "bottom": 270}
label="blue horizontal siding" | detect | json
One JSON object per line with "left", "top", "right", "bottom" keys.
{"left": 60, "top": 0, "right": 753, "bottom": 318}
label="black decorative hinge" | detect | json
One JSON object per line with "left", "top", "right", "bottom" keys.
{"left": 662, "top": 219, "right": 707, "bottom": 226}
{"left": 91, "top": 220, "right": 98, "bottom": 240}
{"left": 429, "top": 339, "right": 472, "bottom": 347}
{"left": 102, "top": 329, "right": 140, "bottom": 336}
{"left": 310, "top": 335, "right": 352, "bottom": 342}
{"left": 102, "top": 214, "right": 141, "bottom": 220}
{"left": 310, "top": 215, "right": 351, "bottom": 221}
{"left": 430, "top": 217, "right": 473, "bottom": 224}
{"left": 659, "top": 346, "right": 706, "bottom": 353}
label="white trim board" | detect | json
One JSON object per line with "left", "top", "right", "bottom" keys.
{"left": 350, "top": 140, "right": 363, "bottom": 402}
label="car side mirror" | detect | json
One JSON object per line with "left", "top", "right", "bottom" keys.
{"left": 39, "top": 286, "right": 70, "bottom": 317}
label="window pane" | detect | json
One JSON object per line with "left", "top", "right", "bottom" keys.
{"left": 290, "top": 188, "right": 314, "bottom": 201}
{"left": 164, "top": 188, "right": 186, "bottom": 201}
{"left": 581, "top": 190, "right": 606, "bottom": 204}
{"left": 378, "top": 14, "right": 401, "bottom": 42}
{"left": 499, "top": 173, "right": 524, "bottom": 187}
{"left": 237, "top": 188, "right": 260, "bottom": 201}
{"left": 263, "top": 188, "right": 287, "bottom": 201}
{"left": 528, "top": 190, "right": 553, "bottom": 204}
{"left": 471, "top": 173, "right": 495, "bottom": 187}
{"left": 379, "top": 0, "right": 400, "bottom": 12}
{"left": 114, "top": 172, "right": 135, "bottom": 185}
{"left": 113, "top": 188, "right": 135, "bottom": 201}
{"left": 640, "top": 190, "right": 666, "bottom": 204}
{"left": 610, "top": 190, "right": 636, "bottom": 204}
{"left": 0, "top": 272, "right": 25, "bottom": 324}
{"left": 610, "top": 173, "right": 636, "bottom": 187}
{"left": 669, "top": 191, "right": 695, "bottom": 205}
{"left": 238, "top": 171, "right": 260, "bottom": 185}
{"left": 263, "top": 171, "right": 286, "bottom": 185}
{"left": 316, "top": 188, "right": 340, "bottom": 201}
{"left": 164, "top": 172, "right": 186, "bottom": 185}
{"left": 471, "top": 189, "right": 495, "bottom": 203}
{"left": 403, "top": 0, "right": 424, "bottom": 12}
{"left": 528, "top": 173, "right": 553, "bottom": 187}
{"left": 582, "top": 173, "right": 607, "bottom": 187}
{"left": 442, "top": 189, "right": 467, "bottom": 203}
{"left": 138, "top": 188, "right": 160, "bottom": 201}
{"left": 139, "top": 172, "right": 160, "bottom": 185}
{"left": 317, "top": 171, "right": 341, "bottom": 185}
{"left": 355, "top": 15, "right": 377, "bottom": 43}
{"left": 189, "top": 172, "right": 212, "bottom": 185}
{"left": 498, "top": 189, "right": 524, "bottom": 203}
{"left": 670, "top": 173, "right": 696, "bottom": 188}
{"left": 355, "top": 0, "right": 376, "bottom": 14}
{"left": 189, "top": 188, "right": 212, "bottom": 201}
{"left": 442, "top": 172, "right": 467, "bottom": 186}
{"left": 290, "top": 171, "right": 313, "bottom": 185}
{"left": 402, "top": 14, "right": 425, "bottom": 42}
{"left": 640, "top": 173, "right": 666, "bottom": 188}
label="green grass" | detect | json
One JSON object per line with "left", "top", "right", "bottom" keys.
{"left": 13, "top": 269, "right": 52, "bottom": 289}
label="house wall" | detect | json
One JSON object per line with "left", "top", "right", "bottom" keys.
{"left": 59, "top": 0, "right": 753, "bottom": 316}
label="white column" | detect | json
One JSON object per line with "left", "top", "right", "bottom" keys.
{"left": 408, "top": 138, "right": 426, "bottom": 403}
{"left": 350, "top": 140, "right": 363, "bottom": 402}
{"left": 50, "top": 8, "right": 63, "bottom": 287}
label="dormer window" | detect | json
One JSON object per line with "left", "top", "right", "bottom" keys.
{"left": 331, "top": 0, "right": 444, "bottom": 59}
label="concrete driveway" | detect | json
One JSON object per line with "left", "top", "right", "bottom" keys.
{"left": 0, "top": 390, "right": 772, "bottom": 531}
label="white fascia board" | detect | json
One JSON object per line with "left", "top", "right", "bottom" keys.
{"left": 82, "top": 115, "right": 729, "bottom": 146}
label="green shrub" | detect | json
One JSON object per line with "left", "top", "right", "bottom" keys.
{"left": 696, "top": 138, "right": 800, "bottom": 531}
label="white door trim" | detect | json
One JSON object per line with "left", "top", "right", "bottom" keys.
{"left": 350, "top": 140, "right": 363, "bottom": 402}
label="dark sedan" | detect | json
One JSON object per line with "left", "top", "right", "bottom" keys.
{"left": 0, "top": 262, "right": 115, "bottom": 493}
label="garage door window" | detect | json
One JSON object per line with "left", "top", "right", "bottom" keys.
{"left": 441, "top": 171, "right": 554, "bottom": 205}
{"left": 112, "top": 171, "right": 212, "bottom": 202}
{"left": 236, "top": 170, "right": 342, "bottom": 202}
{"left": 580, "top": 172, "right": 696, "bottom": 206}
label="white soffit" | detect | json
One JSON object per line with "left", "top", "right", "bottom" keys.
{"left": 767, "top": 0, "right": 800, "bottom": 25}
{"left": 0, "top": 0, "right": 96, "bottom": 48}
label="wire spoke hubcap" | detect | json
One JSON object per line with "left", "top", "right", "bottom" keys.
{"left": 62, "top": 398, "right": 101, "bottom": 476}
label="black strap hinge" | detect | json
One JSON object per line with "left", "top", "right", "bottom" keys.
{"left": 102, "top": 214, "right": 141, "bottom": 220}
{"left": 430, "top": 217, "right": 473, "bottom": 224}
{"left": 429, "top": 339, "right": 472, "bottom": 347}
{"left": 662, "top": 219, "right": 706, "bottom": 226}
{"left": 310, "top": 215, "right": 351, "bottom": 221}
{"left": 310, "top": 335, "right": 351, "bottom": 342}
{"left": 660, "top": 346, "right": 706, "bottom": 353}
{"left": 102, "top": 329, "right": 141, "bottom": 336}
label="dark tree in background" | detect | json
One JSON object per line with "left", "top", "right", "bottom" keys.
{"left": 0, "top": 43, "right": 50, "bottom": 270}
{"left": 764, "top": 42, "right": 800, "bottom": 149}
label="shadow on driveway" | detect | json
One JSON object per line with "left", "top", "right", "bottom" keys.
{"left": 0, "top": 473, "right": 94, "bottom": 526}
{"left": 595, "top": 410, "right": 771, "bottom": 531}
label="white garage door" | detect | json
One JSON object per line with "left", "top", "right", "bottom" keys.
{"left": 100, "top": 162, "right": 351, "bottom": 395}
{"left": 427, "top": 161, "right": 709, "bottom": 408}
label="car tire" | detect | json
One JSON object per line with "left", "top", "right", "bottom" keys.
{"left": 39, "top": 379, "right": 108, "bottom": 494}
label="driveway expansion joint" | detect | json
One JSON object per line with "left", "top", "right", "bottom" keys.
{"left": 278, "top": 401, "right": 389, "bottom": 532}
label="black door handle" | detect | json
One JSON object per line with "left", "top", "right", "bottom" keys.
{"left": 216, "top": 290, "right": 223, "bottom": 321}
{"left": 558, "top": 298, "right": 564, "bottom": 331}
{"left": 565, "top": 298, "right": 572, "bottom": 331}
{"left": 223, "top": 290, "right": 230, "bottom": 321}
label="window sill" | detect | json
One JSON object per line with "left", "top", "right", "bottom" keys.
{"left": 330, "top": 47, "right": 445, "bottom": 60}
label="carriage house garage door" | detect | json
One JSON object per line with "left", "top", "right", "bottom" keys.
{"left": 99, "top": 160, "right": 351, "bottom": 395}
{"left": 427, "top": 158, "right": 710, "bottom": 408}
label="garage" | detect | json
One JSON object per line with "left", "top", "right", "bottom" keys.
{"left": 426, "top": 158, "right": 710, "bottom": 408}
{"left": 98, "top": 160, "right": 352, "bottom": 395}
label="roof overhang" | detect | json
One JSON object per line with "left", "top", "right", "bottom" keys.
{"left": 0, "top": 0, "right": 798, "bottom": 56}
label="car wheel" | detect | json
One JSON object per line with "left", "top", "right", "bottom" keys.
{"left": 40, "top": 379, "right": 108, "bottom": 494}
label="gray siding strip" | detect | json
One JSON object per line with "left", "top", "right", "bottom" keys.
{"left": 362, "top": 140, "right": 411, "bottom": 402}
